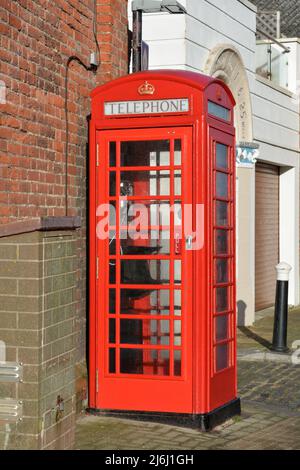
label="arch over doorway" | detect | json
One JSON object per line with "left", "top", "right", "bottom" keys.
{"left": 204, "top": 44, "right": 253, "bottom": 144}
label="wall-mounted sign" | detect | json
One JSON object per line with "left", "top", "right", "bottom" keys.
{"left": 236, "top": 142, "right": 259, "bottom": 168}
{"left": 104, "top": 98, "right": 189, "bottom": 116}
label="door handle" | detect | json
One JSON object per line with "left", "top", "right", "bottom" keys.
{"left": 185, "top": 235, "right": 193, "bottom": 251}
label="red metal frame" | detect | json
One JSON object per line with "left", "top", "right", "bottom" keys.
{"left": 89, "top": 70, "right": 236, "bottom": 416}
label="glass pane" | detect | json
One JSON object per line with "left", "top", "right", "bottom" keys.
{"left": 109, "top": 201, "right": 116, "bottom": 226}
{"left": 121, "top": 260, "right": 170, "bottom": 285}
{"left": 216, "top": 343, "right": 229, "bottom": 371}
{"left": 216, "top": 287, "right": 228, "bottom": 313}
{"left": 215, "top": 229, "right": 228, "bottom": 254}
{"left": 109, "top": 171, "right": 116, "bottom": 196}
{"left": 216, "top": 201, "right": 228, "bottom": 226}
{"left": 126, "top": 200, "right": 170, "bottom": 227}
{"left": 174, "top": 170, "right": 181, "bottom": 196}
{"left": 208, "top": 101, "right": 230, "bottom": 121}
{"left": 109, "top": 289, "right": 116, "bottom": 314}
{"left": 109, "top": 319, "right": 116, "bottom": 343}
{"left": 216, "top": 143, "right": 228, "bottom": 169}
{"left": 121, "top": 140, "right": 170, "bottom": 167}
{"left": 120, "top": 349, "right": 170, "bottom": 375}
{"left": 174, "top": 290, "right": 181, "bottom": 316}
{"left": 109, "top": 231, "right": 116, "bottom": 254}
{"left": 174, "top": 320, "right": 182, "bottom": 346}
{"left": 120, "top": 319, "right": 170, "bottom": 345}
{"left": 216, "top": 315, "right": 229, "bottom": 342}
{"left": 109, "top": 142, "right": 116, "bottom": 167}
{"left": 174, "top": 260, "right": 181, "bottom": 285}
{"left": 120, "top": 289, "right": 170, "bottom": 315}
{"left": 216, "top": 172, "right": 228, "bottom": 199}
{"left": 174, "top": 350, "right": 182, "bottom": 376}
{"left": 109, "top": 348, "right": 116, "bottom": 373}
{"left": 174, "top": 202, "right": 182, "bottom": 226}
{"left": 109, "top": 262, "right": 116, "bottom": 284}
{"left": 121, "top": 171, "right": 170, "bottom": 197}
{"left": 123, "top": 230, "right": 170, "bottom": 255}
{"left": 216, "top": 258, "right": 228, "bottom": 284}
{"left": 174, "top": 139, "right": 182, "bottom": 165}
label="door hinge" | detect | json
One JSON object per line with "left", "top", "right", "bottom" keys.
{"left": 96, "top": 369, "right": 99, "bottom": 393}
{"left": 96, "top": 143, "right": 99, "bottom": 166}
{"left": 96, "top": 257, "right": 99, "bottom": 279}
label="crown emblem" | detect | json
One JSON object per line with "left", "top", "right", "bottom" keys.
{"left": 138, "top": 81, "right": 155, "bottom": 95}
{"left": 216, "top": 87, "right": 222, "bottom": 102}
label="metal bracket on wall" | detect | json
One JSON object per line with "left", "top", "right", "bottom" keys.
{"left": 0, "top": 362, "right": 23, "bottom": 383}
{"left": 0, "top": 399, "right": 23, "bottom": 423}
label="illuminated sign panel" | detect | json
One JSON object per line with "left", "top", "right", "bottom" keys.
{"left": 104, "top": 98, "right": 189, "bottom": 116}
{"left": 208, "top": 100, "right": 231, "bottom": 121}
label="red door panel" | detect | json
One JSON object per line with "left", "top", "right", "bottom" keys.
{"left": 208, "top": 127, "right": 237, "bottom": 411}
{"left": 95, "top": 127, "right": 193, "bottom": 413}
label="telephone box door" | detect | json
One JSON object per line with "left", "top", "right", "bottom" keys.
{"left": 95, "top": 127, "right": 193, "bottom": 413}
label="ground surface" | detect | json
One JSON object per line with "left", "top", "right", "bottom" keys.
{"left": 76, "top": 308, "right": 300, "bottom": 450}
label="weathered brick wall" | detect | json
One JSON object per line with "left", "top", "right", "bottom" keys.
{"left": 0, "top": 0, "right": 128, "bottom": 222}
{"left": 0, "top": 229, "right": 77, "bottom": 449}
{"left": 0, "top": 0, "right": 129, "bottom": 414}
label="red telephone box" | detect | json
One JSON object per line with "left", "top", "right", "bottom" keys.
{"left": 88, "top": 70, "right": 240, "bottom": 430}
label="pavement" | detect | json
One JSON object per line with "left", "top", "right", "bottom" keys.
{"left": 76, "top": 307, "right": 300, "bottom": 450}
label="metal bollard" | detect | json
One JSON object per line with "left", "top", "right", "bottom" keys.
{"left": 271, "top": 262, "right": 292, "bottom": 353}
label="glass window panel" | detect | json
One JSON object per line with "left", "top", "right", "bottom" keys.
{"left": 120, "top": 319, "right": 170, "bottom": 346}
{"left": 174, "top": 139, "right": 182, "bottom": 165}
{"left": 109, "top": 171, "right": 116, "bottom": 196}
{"left": 174, "top": 260, "right": 181, "bottom": 285}
{"left": 174, "top": 350, "right": 182, "bottom": 376}
{"left": 109, "top": 348, "right": 116, "bottom": 373}
{"left": 216, "top": 172, "right": 228, "bottom": 199}
{"left": 216, "top": 201, "right": 228, "bottom": 227}
{"left": 126, "top": 200, "right": 170, "bottom": 227}
{"left": 120, "top": 348, "right": 143, "bottom": 374}
{"left": 120, "top": 171, "right": 170, "bottom": 197}
{"left": 174, "top": 320, "right": 182, "bottom": 346}
{"left": 109, "top": 318, "right": 116, "bottom": 344}
{"left": 109, "top": 262, "right": 116, "bottom": 284}
{"left": 208, "top": 101, "right": 230, "bottom": 121}
{"left": 120, "top": 289, "right": 170, "bottom": 315}
{"left": 109, "top": 201, "right": 116, "bottom": 226}
{"left": 174, "top": 170, "right": 181, "bottom": 196}
{"left": 216, "top": 143, "right": 228, "bottom": 169}
{"left": 109, "top": 142, "right": 116, "bottom": 167}
{"left": 216, "top": 287, "right": 228, "bottom": 313}
{"left": 216, "top": 343, "right": 229, "bottom": 371}
{"left": 120, "top": 349, "right": 170, "bottom": 375}
{"left": 216, "top": 315, "right": 229, "bottom": 342}
{"left": 109, "top": 231, "right": 116, "bottom": 254}
{"left": 174, "top": 290, "right": 181, "bottom": 316}
{"left": 216, "top": 258, "right": 229, "bottom": 284}
{"left": 215, "top": 229, "right": 228, "bottom": 254}
{"left": 123, "top": 230, "right": 170, "bottom": 255}
{"left": 121, "top": 140, "right": 170, "bottom": 167}
{"left": 174, "top": 202, "right": 182, "bottom": 226}
{"left": 121, "top": 260, "right": 170, "bottom": 285}
{"left": 109, "top": 289, "right": 116, "bottom": 314}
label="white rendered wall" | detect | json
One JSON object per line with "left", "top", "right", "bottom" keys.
{"left": 127, "top": 0, "right": 300, "bottom": 311}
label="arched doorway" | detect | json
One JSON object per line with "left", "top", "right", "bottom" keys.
{"left": 204, "top": 45, "right": 258, "bottom": 326}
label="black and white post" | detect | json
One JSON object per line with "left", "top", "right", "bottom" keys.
{"left": 271, "top": 262, "right": 292, "bottom": 353}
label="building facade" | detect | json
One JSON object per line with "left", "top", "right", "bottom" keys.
{"left": 0, "top": 0, "right": 128, "bottom": 449}
{"left": 127, "top": 0, "right": 300, "bottom": 325}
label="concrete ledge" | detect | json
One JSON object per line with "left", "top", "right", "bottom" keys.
{"left": 0, "top": 217, "right": 81, "bottom": 239}
{"left": 238, "top": 349, "right": 293, "bottom": 363}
